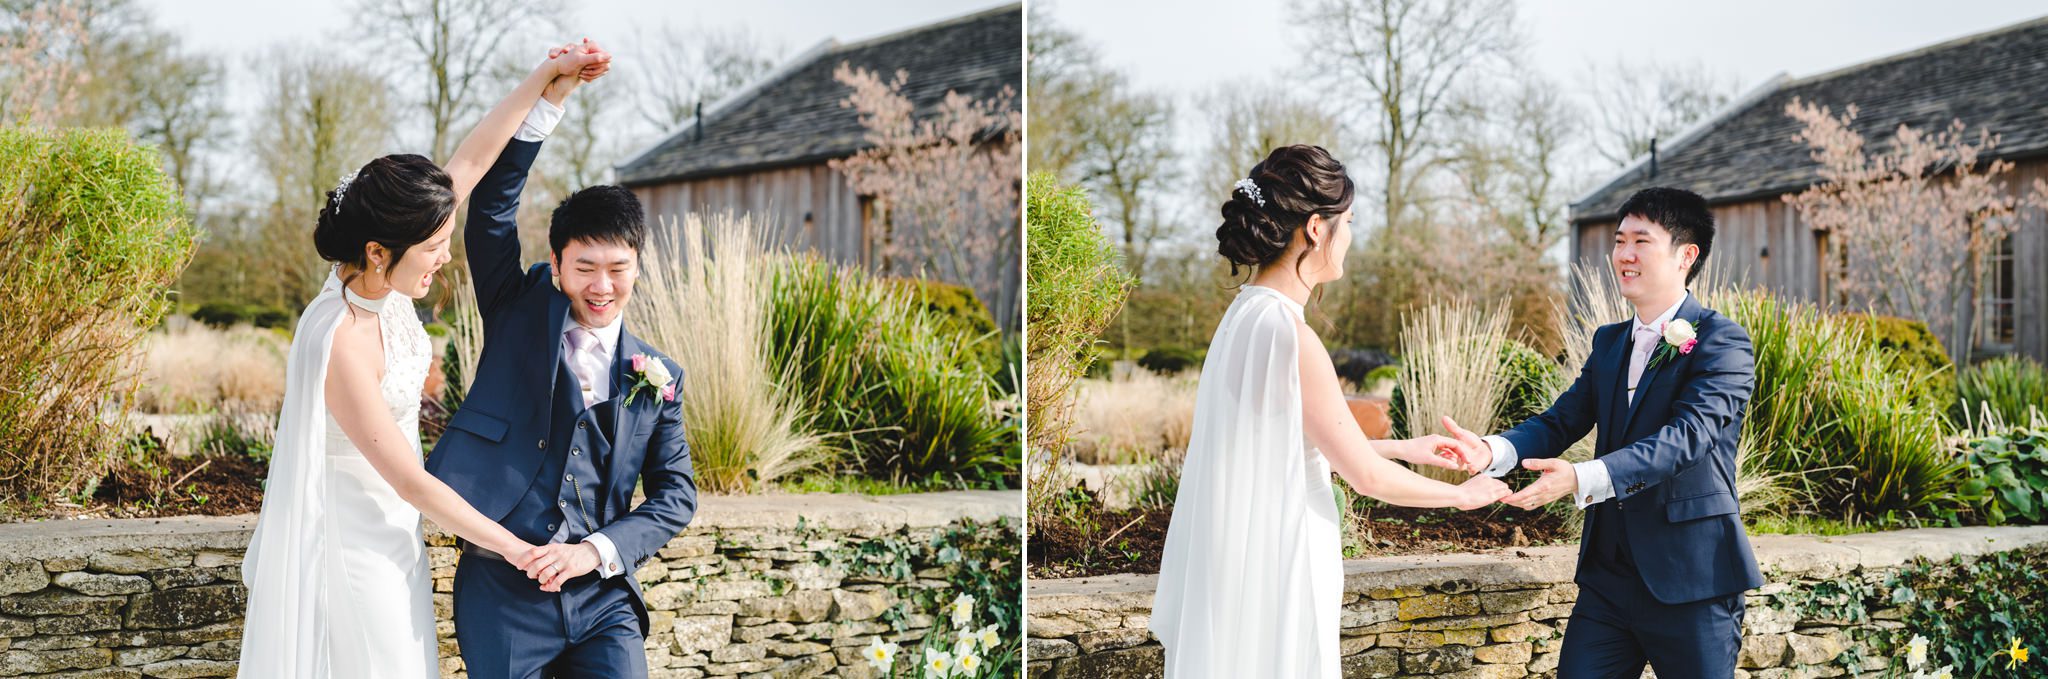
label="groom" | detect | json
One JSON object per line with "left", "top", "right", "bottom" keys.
{"left": 427, "top": 65, "right": 696, "bottom": 677}
{"left": 1449, "top": 187, "right": 1760, "bottom": 678}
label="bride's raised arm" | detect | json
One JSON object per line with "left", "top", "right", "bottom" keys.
{"left": 441, "top": 42, "right": 610, "bottom": 203}
{"left": 1295, "top": 320, "right": 1511, "bottom": 510}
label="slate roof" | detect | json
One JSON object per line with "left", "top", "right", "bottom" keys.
{"left": 615, "top": 3, "right": 1021, "bottom": 186}
{"left": 1572, "top": 15, "right": 2048, "bottom": 224}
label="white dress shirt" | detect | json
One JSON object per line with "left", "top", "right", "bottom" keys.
{"left": 1481, "top": 293, "right": 1690, "bottom": 508}
{"left": 518, "top": 97, "right": 626, "bottom": 579}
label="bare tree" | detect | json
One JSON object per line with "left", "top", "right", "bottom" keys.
{"left": 248, "top": 48, "right": 396, "bottom": 308}
{"left": 1196, "top": 82, "right": 1349, "bottom": 210}
{"left": 128, "top": 42, "right": 229, "bottom": 213}
{"left": 1444, "top": 73, "right": 1576, "bottom": 253}
{"left": 1293, "top": 0, "right": 1520, "bottom": 234}
{"left": 0, "top": 0, "right": 90, "bottom": 125}
{"left": 632, "top": 23, "right": 780, "bottom": 133}
{"left": 353, "top": 0, "right": 562, "bottom": 162}
{"left": 1072, "top": 86, "right": 1176, "bottom": 284}
{"left": 1024, "top": 3, "right": 1106, "bottom": 182}
{"left": 1783, "top": 98, "right": 2048, "bottom": 364}
{"left": 1583, "top": 57, "right": 1738, "bottom": 167}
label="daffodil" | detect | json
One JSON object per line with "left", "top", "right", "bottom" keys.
{"left": 978, "top": 623, "right": 1001, "bottom": 650}
{"left": 955, "top": 628, "right": 979, "bottom": 653}
{"left": 861, "top": 636, "right": 898, "bottom": 671}
{"left": 1931, "top": 665, "right": 1952, "bottom": 679}
{"left": 924, "top": 648, "right": 954, "bottom": 677}
{"left": 1907, "top": 634, "right": 1928, "bottom": 669}
{"left": 1997, "top": 637, "right": 2029, "bottom": 670}
{"left": 958, "top": 652, "right": 983, "bottom": 675}
{"left": 950, "top": 594, "right": 976, "bottom": 627}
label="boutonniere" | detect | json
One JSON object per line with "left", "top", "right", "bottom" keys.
{"left": 1647, "top": 319, "right": 1699, "bottom": 370}
{"left": 623, "top": 353, "right": 675, "bottom": 405}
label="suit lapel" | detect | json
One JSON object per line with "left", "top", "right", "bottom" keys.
{"left": 544, "top": 291, "right": 571, "bottom": 418}
{"left": 609, "top": 329, "right": 640, "bottom": 444}
{"left": 1603, "top": 323, "right": 1633, "bottom": 452}
{"left": 1622, "top": 293, "right": 1703, "bottom": 434}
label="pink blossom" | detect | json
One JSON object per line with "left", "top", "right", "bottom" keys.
{"left": 1680, "top": 338, "right": 1699, "bottom": 355}
{"left": 659, "top": 383, "right": 675, "bottom": 402}
{"left": 631, "top": 354, "right": 647, "bottom": 372}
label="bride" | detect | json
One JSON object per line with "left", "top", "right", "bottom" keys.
{"left": 237, "top": 42, "right": 610, "bottom": 678}
{"left": 1150, "top": 145, "right": 1512, "bottom": 678}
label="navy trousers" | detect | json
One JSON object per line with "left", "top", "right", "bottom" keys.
{"left": 1559, "top": 505, "right": 1745, "bottom": 679}
{"left": 453, "top": 556, "right": 647, "bottom": 679}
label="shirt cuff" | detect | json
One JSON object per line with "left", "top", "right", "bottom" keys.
{"left": 1481, "top": 436, "right": 1519, "bottom": 478}
{"left": 513, "top": 97, "right": 566, "bottom": 142}
{"left": 583, "top": 531, "right": 626, "bottom": 578}
{"left": 1573, "top": 459, "right": 1615, "bottom": 509}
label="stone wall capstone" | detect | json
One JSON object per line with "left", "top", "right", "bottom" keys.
{"left": 1027, "top": 526, "right": 2048, "bottom": 679}
{"left": 0, "top": 490, "right": 1020, "bottom": 679}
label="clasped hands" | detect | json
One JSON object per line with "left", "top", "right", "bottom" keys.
{"left": 507, "top": 542, "right": 602, "bottom": 593}
{"left": 1400, "top": 416, "right": 1577, "bottom": 511}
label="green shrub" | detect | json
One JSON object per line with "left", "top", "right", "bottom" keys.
{"left": 1957, "top": 355, "right": 2048, "bottom": 427}
{"left": 1720, "top": 291, "right": 1960, "bottom": 522}
{"left": 1844, "top": 313, "right": 1956, "bottom": 412}
{"left": 768, "top": 256, "right": 1015, "bottom": 486}
{"left": 1136, "top": 346, "right": 1200, "bottom": 375}
{"left": 1496, "top": 340, "right": 1564, "bottom": 426}
{"left": 190, "top": 301, "right": 290, "bottom": 329}
{"left": 1024, "top": 174, "right": 1133, "bottom": 455}
{"left": 896, "top": 277, "right": 1005, "bottom": 380}
{"left": 0, "top": 127, "right": 197, "bottom": 500}
{"left": 1941, "top": 427, "right": 2048, "bottom": 526}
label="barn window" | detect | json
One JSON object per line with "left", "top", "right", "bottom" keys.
{"left": 1979, "top": 232, "right": 2016, "bottom": 350}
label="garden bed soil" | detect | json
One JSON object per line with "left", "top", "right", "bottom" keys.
{"left": 1030, "top": 497, "right": 1571, "bottom": 579}
{"left": 92, "top": 452, "right": 268, "bottom": 518}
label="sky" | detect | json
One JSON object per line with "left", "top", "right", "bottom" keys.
{"left": 1038, "top": 0, "right": 2048, "bottom": 250}
{"left": 134, "top": 0, "right": 1012, "bottom": 183}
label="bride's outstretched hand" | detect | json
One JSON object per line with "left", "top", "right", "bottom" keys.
{"left": 1454, "top": 475, "right": 1512, "bottom": 511}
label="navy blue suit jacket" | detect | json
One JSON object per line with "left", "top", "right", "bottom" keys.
{"left": 1500, "top": 293, "right": 1763, "bottom": 604}
{"left": 426, "top": 139, "right": 697, "bottom": 623}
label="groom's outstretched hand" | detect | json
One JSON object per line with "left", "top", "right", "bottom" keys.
{"left": 1501, "top": 458, "right": 1577, "bottom": 510}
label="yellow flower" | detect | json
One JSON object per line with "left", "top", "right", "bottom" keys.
{"left": 955, "top": 628, "right": 979, "bottom": 653}
{"left": 1907, "top": 634, "right": 1928, "bottom": 669}
{"left": 1998, "top": 637, "right": 2029, "bottom": 670}
{"left": 958, "top": 652, "right": 982, "bottom": 674}
{"left": 1931, "top": 666, "right": 1952, "bottom": 679}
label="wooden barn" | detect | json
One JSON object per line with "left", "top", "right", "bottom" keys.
{"left": 614, "top": 4, "right": 1023, "bottom": 327}
{"left": 1569, "top": 16, "right": 2048, "bottom": 364}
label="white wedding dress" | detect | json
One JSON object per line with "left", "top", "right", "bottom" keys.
{"left": 1151, "top": 285, "right": 1343, "bottom": 678}
{"left": 239, "top": 269, "right": 439, "bottom": 678}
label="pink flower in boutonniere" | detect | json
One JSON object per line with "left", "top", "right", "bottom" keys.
{"left": 623, "top": 352, "right": 675, "bottom": 405}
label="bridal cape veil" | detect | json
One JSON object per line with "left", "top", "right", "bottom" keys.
{"left": 1150, "top": 285, "right": 1344, "bottom": 678}
{"left": 238, "top": 272, "right": 348, "bottom": 676}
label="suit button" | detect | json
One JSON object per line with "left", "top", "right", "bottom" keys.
{"left": 558, "top": 500, "right": 567, "bottom": 508}
{"left": 566, "top": 474, "right": 574, "bottom": 482}
{"left": 578, "top": 421, "right": 587, "bottom": 430}
{"left": 572, "top": 448, "right": 581, "bottom": 456}
{"left": 537, "top": 439, "right": 546, "bottom": 450}
{"left": 547, "top": 523, "right": 557, "bottom": 532}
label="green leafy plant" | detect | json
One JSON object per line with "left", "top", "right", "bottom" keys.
{"left": 1024, "top": 174, "right": 1134, "bottom": 457}
{"left": 0, "top": 127, "right": 198, "bottom": 499}
{"left": 1943, "top": 427, "right": 2048, "bottom": 526}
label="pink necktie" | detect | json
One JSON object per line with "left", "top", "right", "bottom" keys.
{"left": 1626, "top": 324, "right": 1661, "bottom": 404}
{"left": 566, "top": 327, "right": 600, "bottom": 408}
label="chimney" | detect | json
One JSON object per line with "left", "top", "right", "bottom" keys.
{"left": 694, "top": 100, "right": 705, "bottom": 142}
{"left": 1649, "top": 137, "right": 1659, "bottom": 179}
